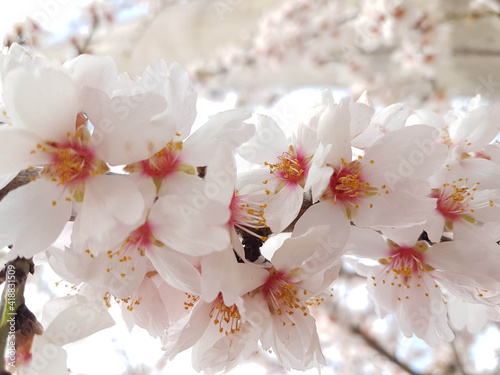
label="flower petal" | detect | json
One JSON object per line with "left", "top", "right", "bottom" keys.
{"left": 3, "top": 66, "right": 78, "bottom": 141}
{"left": 83, "top": 87, "right": 169, "bottom": 165}
{"left": 73, "top": 175, "right": 145, "bottom": 252}
{"left": 272, "top": 225, "right": 348, "bottom": 273}
{"left": 363, "top": 125, "right": 447, "bottom": 186}
{"left": 64, "top": 54, "right": 117, "bottom": 96}
{"left": 238, "top": 115, "right": 288, "bottom": 164}
{"left": 147, "top": 246, "right": 201, "bottom": 294}
{"left": 292, "top": 201, "right": 350, "bottom": 238}
{"left": 0, "top": 179, "right": 71, "bottom": 259}
{"left": 317, "top": 98, "right": 352, "bottom": 164}
{"left": 183, "top": 109, "right": 254, "bottom": 166}
{"left": 150, "top": 194, "right": 230, "bottom": 256}
{"left": 0, "top": 127, "right": 50, "bottom": 174}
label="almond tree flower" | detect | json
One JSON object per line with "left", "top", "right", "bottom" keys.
{"left": 416, "top": 96, "right": 500, "bottom": 161}
{"left": 424, "top": 157, "right": 500, "bottom": 241}
{"left": 54, "top": 176, "right": 230, "bottom": 296}
{"left": 240, "top": 225, "right": 348, "bottom": 371}
{"left": 237, "top": 115, "right": 318, "bottom": 232}
{"left": 300, "top": 97, "right": 447, "bottom": 235}
{"left": 17, "top": 295, "right": 114, "bottom": 375}
{"left": 164, "top": 292, "right": 261, "bottom": 374}
{"left": 346, "top": 226, "right": 500, "bottom": 346}
{"left": 124, "top": 109, "right": 254, "bottom": 196}
{"left": 0, "top": 57, "right": 168, "bottom": 257}
{"left": 163, "top": 246, "right": 269, "bottom": 374}
{"left": 202, "top": 148, "right": 276, "bottom": 261}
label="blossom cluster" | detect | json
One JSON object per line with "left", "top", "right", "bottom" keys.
{"left": 0, "top": 43, "right": 500, "bottom": 374}
{"left": 191, "top": 0, "right": 500, "bottom": 110}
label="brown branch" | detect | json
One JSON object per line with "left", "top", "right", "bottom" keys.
{"left": 350, "top": 325, "right": 427, "bottom": 375}
{"left": 450, "top": 339, "right": 467, "bottom": 375}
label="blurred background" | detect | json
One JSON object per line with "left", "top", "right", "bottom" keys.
{"left": 2, "top": 0, "right": 500, "bottom": 374}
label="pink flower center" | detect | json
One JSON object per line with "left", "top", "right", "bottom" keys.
{"left": 372, "top": 241, "right": 438, "bottom": 301}
{"left": 376, "top": 241, "right": 431, "bottom": 285}
{"left": 431, "top": 180, "right": 481, "bottom": 222}
{"left": 107, "top": 220, "right": 159, "bottom": 260}
{"left": 39, "top": 126, "right": 107, "bottom": 188}
{"left": 323, "top": 159, "right": 377, "bottom": 205}
{"left": 229, "top": 191, "right": 268, "bottom": 241}
{"left": 123, "top": 221, "right": 156, "bottom": 255}
{"left": 265, "top": 145, "right": 310, "bottom": 188}
{"left": 262, "top": 270, "right": 310, "bottom": 320}
{"left": 139, "top": 140, "right": 183, "bottom": 178}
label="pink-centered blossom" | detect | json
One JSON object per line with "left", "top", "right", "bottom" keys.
{"left": 424, "top": 158, "right": 500, "bottom": 241}
{"left": 238, "top": 115, "right": 318, "bottom": 232}
{"left": 347, "top": 226, "right": 500, "bottom": 346}
{"left": 299, "top": 92, "right": 447, "bottom": 235}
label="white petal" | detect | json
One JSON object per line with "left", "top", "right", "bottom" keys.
{"left": 272, "top": 225, "right": 348, "bottom": 273}
{"left": 147, "top": 246, "right": 201, "bottom": 294}
{"left": 292, "top": 201, "right": 350, "bottom": 238}
{"left": 427, "top": 239, "right": 500, "bottom": 285}
{"left": 83, "top": 87, "right": 169, "bottom": 165}
{"left": 406, "top": 109, "right": 446, "bottom": 129}
{"left": 423, "top": 212, "right": 445, "bottom": 242}
{"left": 0, "top": 180, "right": 71, "bottom": 258}
{"left": 317, "top": 98, "right": 352, "bottom": 163}
{"left": 352, "top": 103, "right": 410, "bottom": 149}
{"left": 183, "top": 109, "right": 254, "bottom": 166}
{"left": 367, "top": 267, "right": 453, "bottom": 346}
{"left": 165, "top": 301, "right": 212, "bottom": 359}
{"left": 348, "top": 98, "right": 375, "bottom": 140}
{"left": 202, "top": 148, "right": 237, "bottom": 205}
{"left": 142, "top": 61, "right": 197, "bottom": 139}
{"left": 64, "top": 54, "right": 117, "bottom": 95}
{"left": 345, "top": 226, "right": 388, "bottom": 259}
{"left": 353, "top": 180, "right": 436, "bottom": 228}
{"left": 3, "top": 66, "right": 78, "bottom": 141}
{"left": 150, "top": 194, "right": 230, "bottom": 256}
{"left": 238, "top": 115, "right": 288, "bottom": 164}
{"left": 363, "top": 125, "right": 447, "bottom": 187}
{"left": 294, "top": 123, "right": 318, "bottom": 156}
{"left": 265, "top": 185, "right": 304, "bottom": 232}
{"left": 450, "top": 106, "right": 500, "bottom": 152}
{"left": 0, "top": 127, "right": 51, "bottom": 174}
{"left": 66, "top": 246, "right": 147, "bottom": 299}
{"left": 43, "top": 296, "right": 114, "bottom": 346}
{"left": 305, "top": 143, "right": 334, "bottom": 202}
{"left": 200, "top": 247, "right": 268, "bottom": 305}
{"left": 23, "top": 336, "right": 68, "bottom": 375}
{"left": 73, "top": 175, "right": 145, "bottom": 252}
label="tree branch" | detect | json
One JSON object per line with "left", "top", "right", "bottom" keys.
{"left": 349, "top": 325, "right": 427, "bottom": 375}
{"left": 0, "top": 257, "right": 40, "bottom": 374}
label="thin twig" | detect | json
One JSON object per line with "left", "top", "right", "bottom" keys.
{"left": 450, "top": 339, "right": 467, "bottom": 375}
{"left": 350, "top": 325, "right": 426, "bottom": 375}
